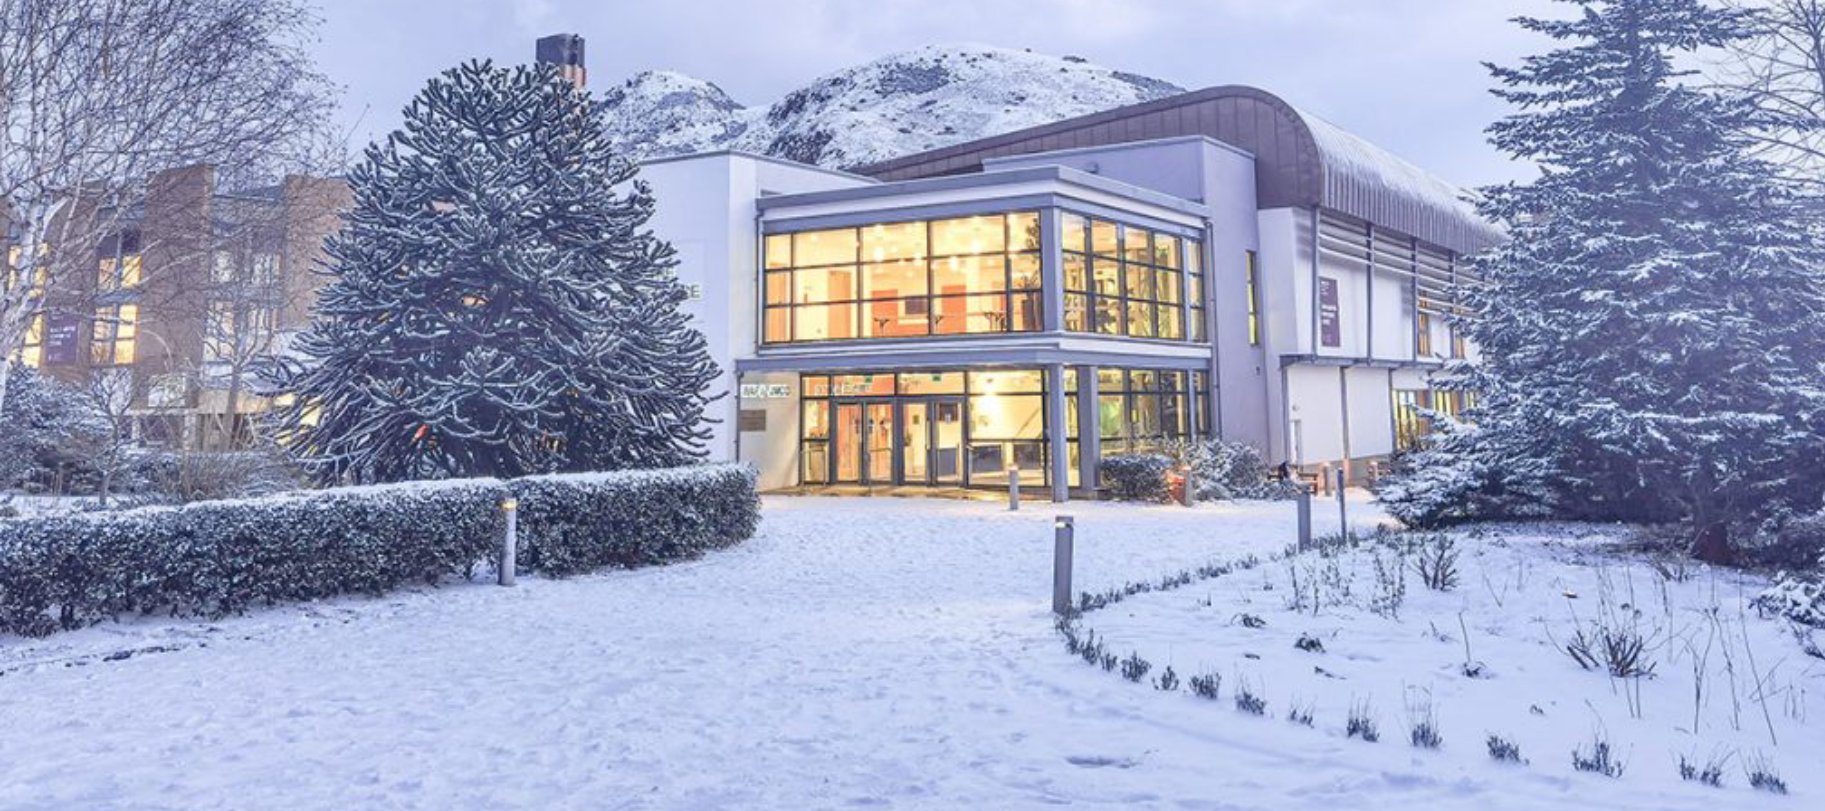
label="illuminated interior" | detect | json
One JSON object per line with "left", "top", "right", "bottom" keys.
{"left": 1060, "top": 213, "right": 1200, "bottom": 340}
{"left": 763, "top": 213, "right": 1042, "bottom": 343}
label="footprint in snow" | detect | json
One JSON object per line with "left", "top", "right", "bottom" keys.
{"left": 1066, "top": 755, "right": 1137, "bottom": 769}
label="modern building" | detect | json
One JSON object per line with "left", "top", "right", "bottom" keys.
{"left": 642, "top": 89, "right": 1502, "bottom": 501}
{"left": 6, "top": 164, "right": 350, "bottom": 450}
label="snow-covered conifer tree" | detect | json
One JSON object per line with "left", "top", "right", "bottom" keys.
{"left": 1392, "top": 0, "right": 1825, "bottom": 559}
{"left": 270, "top": 60, "right": 717, "bottom": 483}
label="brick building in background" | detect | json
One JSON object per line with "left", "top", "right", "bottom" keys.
{"left": 7, "top": 164, "right": 350, "bottom": 451}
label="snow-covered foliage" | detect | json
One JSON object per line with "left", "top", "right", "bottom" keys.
{"left": 1384, "top": 0, "right": 1825, "bottom": 555}
{"left": 1072, "top": 521, "right": 1820, "bottom": 795}
{"left": 1163, "top": 438, "right": 1305, "bottom": 502}
{"left": 513, "top": 465, "right": 759, "bottom": 576}
{"left": 597, "top": 44, "right": 1185, "bottom": 168}
{"left": 0, "top": 464, "right": 759, "bottom": 637}
{"left": 269, "top": 60, "right": 718, "bottom": 484}
{"left": 1099, "top": 454, "right": 1175, "bottom": 502}
{"left": 0, "top": 363, "right": 111, "bottom": 492}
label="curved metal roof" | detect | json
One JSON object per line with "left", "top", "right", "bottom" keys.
{"left": 853, "top": 85, "right": 1504, "bottom": 255}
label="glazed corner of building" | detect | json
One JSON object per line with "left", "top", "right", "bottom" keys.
{"left": 639, "top": 86, "right": 1504, "bottom": 500}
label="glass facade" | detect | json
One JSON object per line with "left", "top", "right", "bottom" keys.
{"left": 762, "top": 212, "right": 1042, "bottom": 344}
{"left": 1096, "top": 367, "right": 1197, "bottom": 456}
{"left": 797, "top": 368, "right": 1071, "bottom": 490}
{"left": 1060, "top": 213, "right": 1200, "bottom": 341}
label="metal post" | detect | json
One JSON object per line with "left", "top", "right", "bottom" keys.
{"left": 1053, "top": 516, "right": 1075, "bottom": 615}
{"left": 1335, "top": 468, "right": 1348, "bottom": 540}
{"left": 1182, "top": 465, "right": 1196, "bottom": 507}
{"left": 499, "top": 497, "right": 518, "bottom": 586}
{"left": 1009, "top": 464, "right": 1021, "bottom": 511}
{"left": 1296, "top": 487, "right": 1312, "bottom": 552}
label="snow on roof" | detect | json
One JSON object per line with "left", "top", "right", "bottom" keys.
{"left": 1293, "top": 107, "right": 1493, "bottom": 240}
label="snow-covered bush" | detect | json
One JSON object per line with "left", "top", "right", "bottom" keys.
{"left": 1755, "top": 571, "right": 1824, "bottom": 628}
{"left": 1161, "top": 438, "right": 1303, "bottom": 501}
{"left": 511, "top": 464, "right": 760, "bottom": 576}
{"left": 1100, "top": 453, "right": 1173, "bottom": 502}
{"left": 0, "top": 464, "right": 762, "bottom": 637}
{"left": 0, "top": 478, "right": 506, "bottom": 637}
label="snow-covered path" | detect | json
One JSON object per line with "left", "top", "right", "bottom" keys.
{"left": 0, "top": 495, "right": 1764, "bottom": 810}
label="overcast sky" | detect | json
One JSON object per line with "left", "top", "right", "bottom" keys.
{"left": 315, "top": 0, "right": 1563, "bottom": 189}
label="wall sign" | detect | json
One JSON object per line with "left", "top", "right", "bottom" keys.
{"left": 738, "top": 409, "right": 768, "bottom": 432}
{"left": 1318, "top": 277, "right": 1341, "bottom": 348}
{"left": 739, "top": 383, "right": 791, "bottom": 400}
{"left": 42, "top": 313, "right": 80, "bottom": 365}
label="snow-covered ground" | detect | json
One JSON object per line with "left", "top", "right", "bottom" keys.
{"left": 1, "top": 494, "right": 1815, "bottom": 809}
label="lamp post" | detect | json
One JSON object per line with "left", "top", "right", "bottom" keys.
{"left": 1009, "top": 464, "right": 1021, "bottom": 511}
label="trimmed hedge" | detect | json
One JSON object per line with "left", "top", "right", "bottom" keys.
{"left": 513, "top": 465, "right": 760, "bottom": 576}
{"left": 1102, "top": 454, "right": 1175, "bottom": 502}
{"left": 0, "top": 464, "right": 760, "bottom": 637}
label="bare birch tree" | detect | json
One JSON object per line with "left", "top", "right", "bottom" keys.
{"left": 1723, "top": 0, "right": 1825, "bottom": 183}
{"left": 0, "top": 0, "right": 338, "bottom": 414}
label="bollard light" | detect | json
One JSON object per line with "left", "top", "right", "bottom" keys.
{"left": 499, "top": 497, "right": 519, "bottom": 587}
{"left": 1052, "top": 515, "right": 1075, "bottom": 616}
{"left": 1008, "top": 464, "right": 1021, "bottom": 511}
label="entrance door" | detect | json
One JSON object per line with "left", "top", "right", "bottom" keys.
{"left": 931, "top": 398, "right": 965, "bottom": 485}
{"left": 835, "top": 403, "right": 863, "bottom": 483}
{"left": 902, "top": 402, "right": 929, "bottom": 484}
{"left": 865, "top": 402, "right": 896, "bottom": 485}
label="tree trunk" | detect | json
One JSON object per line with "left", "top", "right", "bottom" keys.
{"left": 1690, "top": 521, "right": 1734, "bottom": 566}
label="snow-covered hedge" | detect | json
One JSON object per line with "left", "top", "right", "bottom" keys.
{"left": 1162, "top": 439, "right": 1303, "bottom": 501}
{"left": 0, "top": 479, "right": 505, "bottom": 637}
{"left": 1101, "top": 454, "right": 1175, "bottom": 502}
{"left": 0, "top": 464, "right": 761, "bottom": 637}
{"left": 512, "top": 464, "right": 760, "bottom": 576}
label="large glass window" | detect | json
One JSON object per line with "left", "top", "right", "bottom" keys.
{"left": 763, "top": 212, "right": 1042, "bottom": 344}
{"left": 1097, "top": 367, "right": 1195, "bottom": 455}
{"left": 1061, "top": 213, "right": 1200, "bottom": 342}
{"left": 91, "top": 304, "right": 137, "bottom": 366}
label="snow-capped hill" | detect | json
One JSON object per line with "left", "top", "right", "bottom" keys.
{"left": 598, "top": 70, "right": 750, "bottom": 159}
{"left": 599, "top": 44, "right": 1187, "bottom": 169}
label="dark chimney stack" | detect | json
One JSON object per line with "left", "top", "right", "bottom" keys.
{"left": 535, "top": 33, "right": 586, "bottom": 89}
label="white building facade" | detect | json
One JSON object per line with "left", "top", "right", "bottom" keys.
{"left": 640, "top": 86, "right": 1502, "bottom": 501}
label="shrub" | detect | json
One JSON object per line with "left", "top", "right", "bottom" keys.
{"left": 1154, "top": 665, "right": 1179, "bottom": 691}
{"left": 1756, "top": 564, "right": 1824, "bottom": 628}
{"left": 1120, "top": 651, "right": 1152, "bottom": 683}
{"left": 0, "top": 478, "right": 505, "bottom": 637}
{"left": 0, "top": 464, "right": 760, "bottom": 637}
{"left": 1678, "top": 753, "right": 1725, "bottom": 787}
{"left": 1407, "top": 692, "right": 1443, "bottom": 749}
{"left": 1188, "top": 672, "right": 1222, "bottom": 700}
{"left": 1100, "top": 454, "right": 1173, "bottom": 502}
{"left": 1562, "top": 621, "right": 1656, "bottom": 678}
{"left": 1286, "top": 701, "right": 1314, "bottom": 726}
{"left": 1571, "top": 734, "right": 1625, "bottom": 778}
{"left": 1487, "top": 734, "right": 1525, "bottom": 764}
{"left": 148, "top": 448, "right": 306, "bottom": 504}
{"left": 1411, "top": 534, "right": 1460, "bottom": 591}
{"left": 1745, "top": 755, "right": 1787, "bottom": 795}
{"left": 1162, "top": 438, "right": 1303, "bottom": 501}
{"left": 1234, "top": 682, "right": 1267, "bottom": 715}
{"left": 1346, "top": 700, "right": 1379, "bottom": 742}
{"left": 511, "top": 465, "right": 760, "bottom": 576}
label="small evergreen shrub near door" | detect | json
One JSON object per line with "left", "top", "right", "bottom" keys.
{"left": 1100, "top": 454, "right": 1174, "bottom": 502}
{"left": 0, "top": 464, "right": 760, "bottom": 637}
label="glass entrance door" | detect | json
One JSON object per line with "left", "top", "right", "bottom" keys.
{"left": 865, "top": 402, "right": 896, "bottom": 484}
{"left": 931, "top": 398, "right": 965, "bottom": 485}
{"left": 834, "top": 403, "right": 863, "bottom": 483}
{"left": 902, "top": 402, "right": 929, "bottom": 484}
